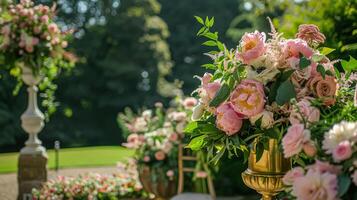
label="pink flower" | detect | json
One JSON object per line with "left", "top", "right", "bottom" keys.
{"left": 169, "top": 133, "right": 178, "bottom": 142}
{"left": 230, "top": 79, "right": 265, "bottom": 117}
{"left": 168, "top": 111, "right": 187, "bottom": 122}
{"left": 303, "top": 142, "right": 317, "bottom": 157}
{"left": 283, "top": 167, "right": 305, "bottom": 185}
{"left": 332, "top": 140, "right": 352, "bottom": 162}
{"left": 196, "top": 171, "right": 208, "bottom": 178}
{"left": 283, "top": 39, "right": 314, "bottom": 59}
{"left": 183, "top": 97, "right": 198, "bottom": 109}
{"left": 308, "top": 75, "right": 338, "bottom": 106}
{"left": 199, "top": 73, "right": 221, "bottom": 105}
{"left": 1, "top": 25, "right": 11, "bottom": 36}
{"left": 236, "top": 31, "right": 266, "bottom": 64}
{"left": 154, "top": 151, "right": 166, "bottom": 161}
{"left": 352, "top": 170, "right": 357, "bottom": 186}
{"left": 48, "top": 23, "right": 59, "bottom": 34}
{"left": 290, "top": 99, "right": 320, "bottom": 125}
{"left": 292, "top": 169, "right": 338, "bottom": 200}
{"left": 296, "top": 24, "right": 326, "bottom": 45}
{"left": 308, "top": 160, "right": 342, "bottom": 175}
{"left": 143, "top": 156, "right": 150, "bottom": 162}
{"left": 215, "top": 103, "right": 243, "bottom": 136}
{"left": 40, "top": 15, "right": 49, "bottom": 23}
{"left": 282, "top": 124, "right": 311, "bottom": 158}
{"left": 166, "top": 170, "right": 174, "bottom": 177}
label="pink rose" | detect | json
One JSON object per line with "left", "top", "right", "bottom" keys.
{"left": 215, "top": 103, "right": 243, "bottom": 136}
{"left": 48, "top": 23, "right": 59, "bottom": 34}
{"left": 290, "top": 99, "right": 320, "bottom": 125}
{"left": 236, "top": 31, "right": 266, "bottom": 64}
{"left": 154, "top": 151, "right": 166, "bottom": 161}
{"left": 296, "top": 24, "right": 326, "bottom": 45}
{"left": 169, "top": 133, "right": 178, "bottom": 142}
{"left": 40, "top": 15, "right": 49, "bottom": 23}
{"left": 352, "top": 170, "right": 357, "bottom": 186}
{"left": 183, "top": 97, "right": 198, "bottom": 109}
{"left": 143, "top": 156, "right": 150, "bottom": 162}
{"left": 282, "top": 124, "right": 311, "bottom": 158}
{"left": 166, "top": 170, "right": 174, "bottom": 177}
{"left": 230, "top": 79, "right": 265, "bottom": 117}
{"left": 303, "top": 142, "right": 317, "bottom": 157}
{"left": 283, "top": 167, "right": 305, "bottom": 185}
{"left": 308, "top": 160, "right": 342, "bottom": 175}
{"left": 332, "top": 140, "right": 352, "bottom": 162}
{"left": 292, "top": 169, "right": 338, "bottom": 200}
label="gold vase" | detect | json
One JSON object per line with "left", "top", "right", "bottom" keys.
{"left": 242, "top": 139, "right": 291, "bottom": 200}
{"left": 138, "top": 165, "right": 177, "bottom": 200}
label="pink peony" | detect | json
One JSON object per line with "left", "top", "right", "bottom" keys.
{"left": 296, "top": 24, "right": 326, "bottom": 45}
{"left": 352, "top": 170, "right": 357, "bottom": 186}
{"left": 292, "top": 169, "right": 338, "bottom": 200}
{"left": 290, "top": 98, "right": 320, "bottom": 125}
{"left": 283, "top": 39, "right": 314, "bottom": 59}
{"left": 166, "top": 170, "right": 174, "bottom": 177}
{"left": 183, "top": 97, "right": 198, "bottom": 109}
{"left": 282, "top": 124, "right": 311, "bottom": 158}
{"left": 215, "top": 103, "right": 243, "bottom": 136}
{"left": 308, "top": 160, "right": 342, "bottom": 175}
{"left": 199, "top": 73, "right": 221, "bottom": 105}
{"left": 236, "top": 31, "right": 266, "bottom": 64}
{"left": 230, "top": 79, "right": 265, "bottom": 117}
{"left": 154, "top": 151, "right": 166, "bottom": 161}
{"left": 332, "top": 140, "right": 352, "bottom": 162}
{"left": 283, "top": 167, "right": 305, "bottom": 186}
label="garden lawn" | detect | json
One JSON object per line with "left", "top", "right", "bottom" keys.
{"left": 0, "top": 146, "right": 134, "bottom": 174}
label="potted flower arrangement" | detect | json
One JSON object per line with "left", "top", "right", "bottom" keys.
{"left": 118, "top": 97, "right": 198, "bottom": 200}
{"left": 0, "top": 0, "right": 76, "bottom": 115}
{"left": 185, "top": 16, "right": 357, "bottom": 199}
{"left": 32, "top": 159, "right": 148, "bottom": 200}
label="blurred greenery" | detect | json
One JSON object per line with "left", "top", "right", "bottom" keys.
{"left": 0, "top": 146, "right": 133, "bottom": 174}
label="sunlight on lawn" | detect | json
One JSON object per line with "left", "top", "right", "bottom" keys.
{"left": 0, "top": 146, "right": 134, "bottom": 174}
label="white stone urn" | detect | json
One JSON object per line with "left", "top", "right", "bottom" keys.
{"left": 19, "top": 65, "right": 46, "bottom": 156}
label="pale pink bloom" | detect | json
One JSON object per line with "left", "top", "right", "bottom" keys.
{"left": 236, "top": 31, "right": 266, "bottom": 64}
{"left": 169, "top": 133, "right": 178, "bottom": 142}
{"left": 40, "top": 15, "right": 49, "bottom": 23}
{"left": 282, "top": 124, "right": 311, "bottom": 158}
{"left": 1, "top": 25, "right": 11, "bottom": 35}
{"left": 143, "top": 156, "right": 150, "bottom": 162}
{"left": 332, "top": 140, "right": 352, "bottom": 162}
{"left": 48, "top": 23, "right": 59, "bottom": 34}
{"left": 303, "top": 142, "right": 317, "bottom": 157}
{"left": 308, "top": 160, "right": 342, "bottom": 175}
{"left": 323, "top": 121, "right": 357, "bottom": 155}
{"left": 154, "top": 151, "right": 166, "bottom": 161}
{"left": 249, "top": 110, "right": 274, "bottom": 129}
{"left": 290, "top": 98, "right": 320, "bottom": 125}
{"left": 296, "top": 24, "right": 326, "bottom": 45}
{"left": 308, "top": 75, "right": 338, "bottom": 106}
{"left": 199, "top": 73, "right": 221, "bottom": 105}
{"left": 168, "top": 112, "right": 187, "bottom": 122}
{"left": 283, "top": 167, "right": 305, "bottom": 185}
{"left": 292, "top": 169, "right": 338, "bottom": 200}
{"left": 283, "top": 39, "right": 314, "bottom": 59}
{"left": 352, "top": 170, "right": 357, "bottom": 186}
{"left": 230, "top": 79, "right": 265, "bottom": 117}
{"left": 215, "top": 103, "right": 243, "bottom": 136}
{"left": 183, "top": 97, "right": 198, "bottom": 109}
{"left": 166, "top": 170, "right": 174, "bottom": 177}
{"left": 196, "top": 171, "right": 208, "bottom": 178}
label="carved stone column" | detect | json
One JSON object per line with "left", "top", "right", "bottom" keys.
{"left": 17, "top": 66, "right": 47, "bottom": 200}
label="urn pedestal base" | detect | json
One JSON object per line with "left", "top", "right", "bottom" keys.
{"left": 17, "top": 153, "right": 47, "bottom": 200}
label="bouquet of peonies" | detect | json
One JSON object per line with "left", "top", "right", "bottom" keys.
{"left": 0, "top": 0, "right": 76, "bottom": 115}
{"left": 185, "top": 16, "right": 357, "bottom": 165}
{"left": 118, "top": 97, "right": 198, "bottom": 179}
{"left": 32, "top": 160, "right": 147, "bottom": 200}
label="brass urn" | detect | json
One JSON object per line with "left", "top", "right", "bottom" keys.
{"left": 242, "top": 139, "right": 291, "bottom": 200}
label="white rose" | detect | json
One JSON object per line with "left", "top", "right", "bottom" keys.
{"left": 142, "top": 110, "right": 152, "bottom": 120}
{"left": 249, "top": 110, "right": 274, "bottom": 129}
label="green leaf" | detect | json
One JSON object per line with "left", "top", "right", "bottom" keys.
{"left": 338, "top": 174, "right": 351, "bottom": 197}
{"left": 325, "top": 70, "right": 333, "bottom": 76}
{"left": 202, "top": 64, "right": 216, "bottom": 70}
{"left": 205, "top": 16, "right": 210, "bottom": 27}
{"left": 317, "top": 64, "right": 326, "bottom": 79}
{"left": 209, "top": 17, "right": 215, "bottom": 27}
{"left": 319, "top": 47, "right": 335, "bottom": 55}
{"left": 196, "top": 27, "right": 206, "bottom": 36}
{"left": 203, "top": 32, "right": 218, "bottom": 40}
{"left": 217, "top": 41, "right": 225, "bottom": 51}
{"left": 255, "top": 142, "right": 264, "bottom": 162}
{"left": 341, "top": 56, "right": 357, "bottom": 72}
{"left": 209, "top": 83, "right": 230, "bottom": 107}
{"left": 202, "top": 40, "right": 216, "bottom": 47}
{"left": 299, "top": 56, "right": 311, "bottom": 69}
{"left": 281, "top": 69, "right": 295, "bottom": 81}
{"left": 276, "top": 80, "right": 296, "bottom": 105}
{"left": 187, "top": 135, "right": 207, "bottom": 151}
{"left": 194, "top": 16, "right": 204, "bottom": 25}
{"left": 311, "top": 54, "right": 325, "bottom": 62}
{"left": 334, "top": 66, "right": 341, "bottom": 79}
{"left": 184, "top": 121, "right": 199, "bottom": 133}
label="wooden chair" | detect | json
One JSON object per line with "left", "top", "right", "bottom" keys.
{"left": 172, "top": 142, "right": 216, "bottom": 200}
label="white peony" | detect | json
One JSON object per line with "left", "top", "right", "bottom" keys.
{"left": 322, "top": 121, "right": 357, "bottom": 154}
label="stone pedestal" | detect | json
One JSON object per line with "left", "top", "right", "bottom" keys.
{"left": 17, "top": 154, "right": 47, "bottom": 200}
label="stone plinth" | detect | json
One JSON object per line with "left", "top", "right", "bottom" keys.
{"left": 17, "top": 153, "right": 47, "bottom": 200}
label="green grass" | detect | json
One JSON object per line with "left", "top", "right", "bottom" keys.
{"left": 0, "top": 146, "right": 134, "bottom": 174}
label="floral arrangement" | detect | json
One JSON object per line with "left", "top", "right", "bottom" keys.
{"left": 32, "top": 159, "right": 147, "bottom": 200}
{"left": 185, "top": 16, "right": 357, "bottom": 165}
{"left": 118, "top": 97, "right": 198, "bottom": 179}
{"left": 0, "top": 0, "right": 76, "bottom": 116}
